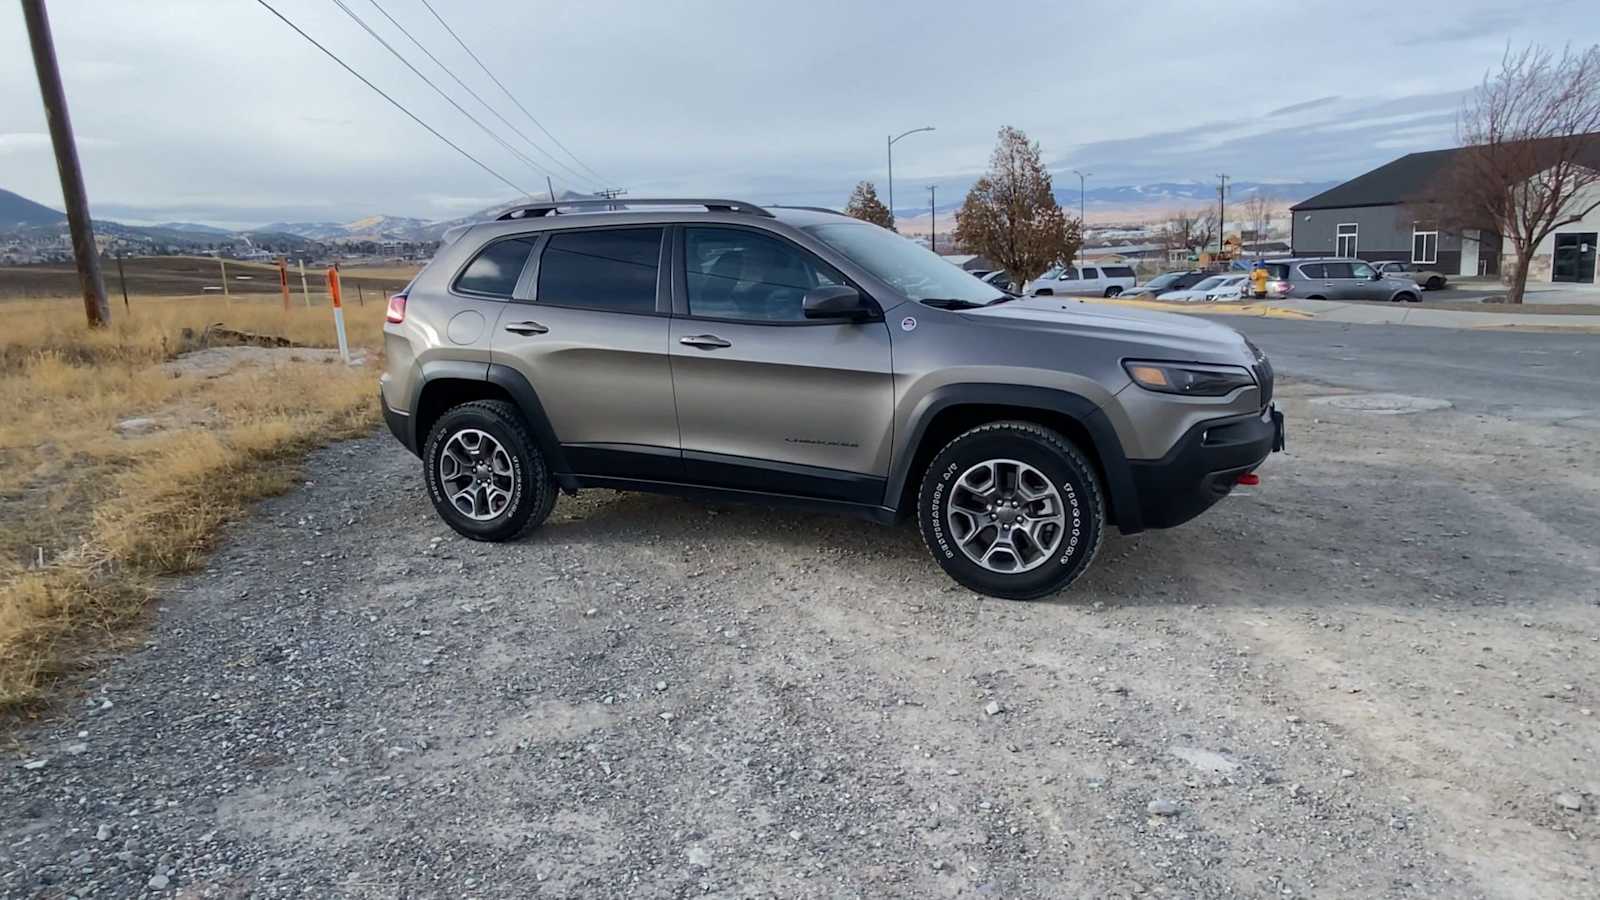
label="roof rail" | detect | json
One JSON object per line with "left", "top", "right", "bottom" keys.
{"left": 496, "top": 198, "right": 773, "bottom": 220}
{"left": 766, "top": 205, "right": 849, "bottom": 216}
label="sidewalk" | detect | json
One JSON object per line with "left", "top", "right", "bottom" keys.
{"left": 1083, "top": 295, "right": 1600, "bottom": 331}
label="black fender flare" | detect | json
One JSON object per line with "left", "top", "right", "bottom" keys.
{"left": 887, "top": 383, "right": 1144, "bottom": 534}
{"left": 409, "top": 361, "right": 576, "bottom": 489}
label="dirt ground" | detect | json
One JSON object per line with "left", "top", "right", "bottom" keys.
{"left": 2, "top": 377, "right": 1597, "bottom": 898}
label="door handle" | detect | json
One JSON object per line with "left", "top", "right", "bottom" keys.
{"left": 504, "top": 321, "right": 548, "bottom": 336}
{"left": 679, "top": 334, "right": 731, "bottom": 349}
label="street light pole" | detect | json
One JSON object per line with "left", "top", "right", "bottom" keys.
{"left": 1072, "top": 170, "right": 1091, "bottom": 266}
{"left": 886, "top": 126, "right": 935, "bottom": 231}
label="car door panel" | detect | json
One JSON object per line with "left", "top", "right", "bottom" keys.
{"left": 668, "top": 225, "right": 896, "bottom": 501}
{"left": 490, "top": 229, "right": 682, "bottom": 475}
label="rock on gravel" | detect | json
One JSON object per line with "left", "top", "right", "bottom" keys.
{"left": 1147, "top": 799, "right": 1181, "bottom": 817}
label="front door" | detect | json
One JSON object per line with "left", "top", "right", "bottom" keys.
{"left": 1553, "top": 233, "right": 1598, "bottom": 283}
{"left": 491, "top": 226, "right": 682, "bottom": 480}
{"left": 667, "top": 225, "right": 895, "bottom": 504}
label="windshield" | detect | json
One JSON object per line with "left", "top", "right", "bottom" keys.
{"left": 1144, "top": 272, "right": 1182, "bottom": 290}
{"left": 1189, "top": 276, "right": 1226, "bottom": 291}
{"left": 804, "top": 222, "right": 1001, "bottom": 304}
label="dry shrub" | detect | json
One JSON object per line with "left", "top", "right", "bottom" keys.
{"left": 0, "top": 295, "right": 382, "bottom": 711}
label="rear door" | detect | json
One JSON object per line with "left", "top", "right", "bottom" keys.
{"left": 1078, "top": 266, "right": 1103, "bottom": 294}
{"left": 667, "top": 224, "right": 895, "bottom": 503}
{"left": 490, "top": 226, "right": 682, "bottom": 479}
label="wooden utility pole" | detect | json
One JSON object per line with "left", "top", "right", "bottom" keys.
{"left": 928, "top": 185, "right": 937, "bottom": 254}
{"left": 114, "top": 250, "right": 129, "bottom": 310}
{"left": 22, "top": 0, "right": 109, "bottom": 326}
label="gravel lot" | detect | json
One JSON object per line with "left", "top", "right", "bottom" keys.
{"left": 4, "top": 377, "right": 1598, "bottom": 899}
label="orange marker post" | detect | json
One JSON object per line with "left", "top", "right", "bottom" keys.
{"left": 325, "top": 265, "right": 350, "bottom": 363}
{"left": 277, "top": 258, "right": 290, "bottom": 311}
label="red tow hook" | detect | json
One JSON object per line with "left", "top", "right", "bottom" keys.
{"left": 1236, "top": 472, "right": 1261, "bottom": 486}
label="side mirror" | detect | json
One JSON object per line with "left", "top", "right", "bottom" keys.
{"left": 802, "top": 285, "right": 873, "bottom": 320}
{"left": 1370, "top": 271, "right": 1382, "bottom": 281}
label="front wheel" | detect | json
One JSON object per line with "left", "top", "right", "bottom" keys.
{"left": 423, "top": 399, "right": 557, "bottom": 542}
{"left": 1397, "top": 292, "right": 1420, "bottom": 303}
{"left": 917, "top": 421, "right": 1105, "bottom": 600}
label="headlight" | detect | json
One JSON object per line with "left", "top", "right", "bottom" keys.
{"left": 1123, "top": 360, "right": 1255, "bottom": 396}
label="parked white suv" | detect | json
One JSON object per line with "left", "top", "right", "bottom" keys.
{"left": 1026, "top": 264, "right": 1137, "bottom": 298}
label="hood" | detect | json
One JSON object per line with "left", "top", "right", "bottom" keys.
{"left": 959, "top": 296, "right": 1252, "bottom": 362}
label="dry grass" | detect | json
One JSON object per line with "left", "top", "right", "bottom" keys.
{"left": 0, "top": 295, "right": 381, "bottom": 711}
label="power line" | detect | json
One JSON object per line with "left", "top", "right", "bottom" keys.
{"left": 327, "top": 0, "right": 559, "bottom": 186}
{"left": 252, "top": 0, "right": 528, "bottom": 197}
{"left": 362, "top": 0, "right": 603, "bottom": 192}
{"left": 417, "top": 0, "right": 612, "bottom": 188}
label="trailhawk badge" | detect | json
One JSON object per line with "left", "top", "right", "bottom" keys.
{"left": 900, "top": 316, "right": 918, "bottom": 332}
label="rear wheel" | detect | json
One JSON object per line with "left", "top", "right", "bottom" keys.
{"left": 1305, "top": 295, "right": 1326, "bottom": 300}
{"left": 1426, "top": 276, "right": 1445, "bottom": 290}
{"left": 918, "top": 421, "right": 1104, "bottom": 600}
{"left": 422, "top": 400, "right": 557, "bottom": 542}
{"left": 1104, "top": 286, "right": 1123, "bottom": 298}
{"left": 1034, "top": 288, "right": 1054, "bottom": 296}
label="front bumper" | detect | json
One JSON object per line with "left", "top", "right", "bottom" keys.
{"left": 1125, "top": 404, "right": 1282, "bottom": 530}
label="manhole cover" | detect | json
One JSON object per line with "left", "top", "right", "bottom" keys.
{"left": 1310, "top": 393, "right": 1453, "bottom": 414}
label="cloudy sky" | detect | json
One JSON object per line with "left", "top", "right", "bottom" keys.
{"left": 2, "top": 0, "right": 1596, "bottom": 227}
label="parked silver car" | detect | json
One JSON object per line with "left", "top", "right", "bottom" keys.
{"left": 380, "top": 198, "right": 1283, "bottom": 599}
{"left": 1260, "top": 258, "right": 1423, "bottom": 302}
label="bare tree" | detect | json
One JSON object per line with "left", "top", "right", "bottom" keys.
{"left": 953, "top": 127, "right": 1076, "bottom": 286}
{"left": 1411, "top": 43, "right": 1600, "bottom": 303}
{"left": 843, "top": 181, "right": 894, "bottom": 229}
{"left": 1161, "top": 208, "right": 1217, "bottom": 259}
{"left": 1241, "top": 191, "right": 1275, "bottom": 248}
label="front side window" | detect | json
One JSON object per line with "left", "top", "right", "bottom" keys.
{"left": 455, "top": 237, "right": 535, "bottom": 297}
{"left": 536, "top": 228, "right": 662, "bottom": 314}
{"left": 684, "top": 227, "right": 841, "bottom": 321}
{"left": 1350, "top": 261, "right": 1376, "bottom": 279}
{"left": 1412, "top": 230, "right": 1438, "bottom": 264}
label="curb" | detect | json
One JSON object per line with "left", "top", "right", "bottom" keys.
{"left": 1075, "top": 297, "right": 1316, "bottom": 319}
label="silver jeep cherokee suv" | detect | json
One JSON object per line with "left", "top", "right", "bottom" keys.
{"left": 380, "top": 199, "right": 1284, "bottom": 600}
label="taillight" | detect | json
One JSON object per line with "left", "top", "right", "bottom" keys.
{"left": 385, "top": 293, "right": 407, "bottom": 324}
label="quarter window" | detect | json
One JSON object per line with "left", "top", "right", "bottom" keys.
{"left": 684, "top": 227, "right": 842, "bottom": 321}
{"left": 454, "top": 237, "right": 535, "bottom": 297}
{"left": 536, "top": 228, "right": 662, "bottom": 314}
{"left": 1412, "top": 230, "right": 1438, "bottom": 264}
{"left": 1102, "top": 266, "right": 1135, "bottom": 278}
{"left": 1336, "top": 223, "right": 1358, "bottom": 257}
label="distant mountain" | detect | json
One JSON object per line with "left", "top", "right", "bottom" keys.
{"left": 1051, "top": 179, "right": 1341, "bottom": 215}
{"left": 154, "top": 221, "right": 232, "bottom": 236}
{"left": 0, "top": 188, "right": 67, "bottom": 230}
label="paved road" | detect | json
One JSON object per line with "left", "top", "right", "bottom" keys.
{"left": 1227, "top": 318, "right": 1600, "bottom": 420}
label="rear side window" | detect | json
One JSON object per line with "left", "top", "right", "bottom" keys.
{"left": 1080, "top": 267, "right": 1100, "bottom": 279}
{"left": 1297, "top": 263, "right": 1326, "bottom": 278}
{"left": 1323, "top": 262, "right": 1356, "bottom": 278}
{"left": 536, "top": 228, "right": 662, "bottom": 314}
{"left": 454, "top": 237, "right": 535, "bottom": 297}
{"left": 1102, "top": 266, "right": 1135, "bottom": 278}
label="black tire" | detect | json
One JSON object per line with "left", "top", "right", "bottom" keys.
{"left": 1397, "top": 292, "right": 1420, "bottom": 303}
{"left": 1034, "top": 288, "right": 1054, "bottom": 296}
{"left": 1426, "top": 276, "right": 1444, "bottom": 290}
{"left": 1104, "top": 286, "right": 1123, "bottom": 298}
{"left": 422, "top": 399, "right": 557, "bottom": 542}
{"left": 917, "top": 421, "right": 1105, "bottom": 600}
{"left": 1305, "top": 294, "right": 1326, "bottom": 301}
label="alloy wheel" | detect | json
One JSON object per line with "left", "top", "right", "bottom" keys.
{"left": 438, "top": 428, "right": 515, "bottom": 521}
{"left": 945, "top": 458, "right": 1067, "bottom": 573}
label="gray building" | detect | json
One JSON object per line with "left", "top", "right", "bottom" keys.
{"left": 1290, "top": 148, "right": 1501, "bottom": 277}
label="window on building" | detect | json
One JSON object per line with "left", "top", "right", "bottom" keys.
{"left": 1336, "top": 223, "right": 1358, "bottom": 258}
{"left": 1412, "top": 230, "right": 1438, "bottom": 264}
{"left": 535, "top": 228, "right": 662, "bottom": 314}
